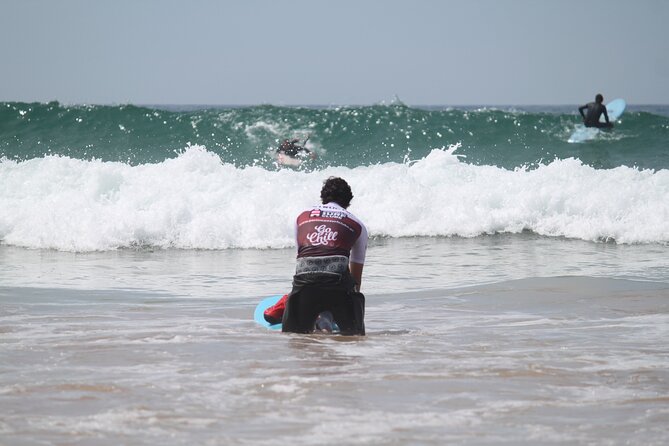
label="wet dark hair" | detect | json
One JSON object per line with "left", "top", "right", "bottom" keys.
{"left": 596, "top": 94, "right": 604, "bottom": 103}
{"left": 320, "top": 177, "right": 353, "bottom": 209}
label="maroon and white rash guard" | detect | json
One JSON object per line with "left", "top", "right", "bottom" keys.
{"left": 295, "top": 202, "right": 368, "bottom": 265}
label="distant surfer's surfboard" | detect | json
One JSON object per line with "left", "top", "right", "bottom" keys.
{"left": 600, "top": 98, "right": 626, "bottom": 123}
{"left": 254, "top": 295, "right": 282, "bottom": 330}
{"left": 276, "top": 153, "right": 302, "bottom": 167}
{"left": 568, "top": 98, "right": 626, "bottom": 143}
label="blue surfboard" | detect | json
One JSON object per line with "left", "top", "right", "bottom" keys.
{"left": 601, "top": 98, "right": 626, "bottom": 122}
{"left": 254, "top": 295, "right": 283, "bottom": 330}
{"left": 253, "top": 294, "right": 341, "bottom": 333}
{"left": 568, "top": 98, "right": 626, "bottom": 143}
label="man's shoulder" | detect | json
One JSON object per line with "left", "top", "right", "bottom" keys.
{"left": 299, "top": 205, "right": 366, "bottom": 227}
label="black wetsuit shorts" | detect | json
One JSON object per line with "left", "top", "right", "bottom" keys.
{"left": 281, "top": 272, "right": 365, "bottom": 335}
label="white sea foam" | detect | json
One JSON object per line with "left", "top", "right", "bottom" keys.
{"left": 241, "top": 120, "right": 286, "bottom": 142}
{"left": 1, "top": 145, "right": 668, "bottom": 251}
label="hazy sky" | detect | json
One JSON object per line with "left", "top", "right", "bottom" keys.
{"left": 1, "top": 0, "right": 668, "bottom": 105}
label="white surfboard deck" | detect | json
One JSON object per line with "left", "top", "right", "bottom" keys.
{"left": 276, "top": 153, "right": 302, "bottom": 167}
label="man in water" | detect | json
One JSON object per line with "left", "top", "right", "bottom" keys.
{"left": 276, "top": 138, "right": 315, "bottom": 159}
{"left": 264, "top": 177, "right": 368, "bottom": 335}
{"left": 579, "top": 94, "right": 613, "bottom": 128}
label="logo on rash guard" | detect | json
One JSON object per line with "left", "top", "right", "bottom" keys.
{"left": 306, "top": 225, "right": 338, "bottom": 246}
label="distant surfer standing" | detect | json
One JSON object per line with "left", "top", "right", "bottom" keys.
{"left": 264, "top": 177, "right": 368, "bottom": 335}
{"left": 579, "top": 94, "right": 613, "bottom": 128}
{"left": 276, "top": 137, "right": 316, "bottom": 161}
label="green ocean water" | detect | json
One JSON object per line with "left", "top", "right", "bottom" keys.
{"left": 2, "top": 101, "right": 668, "bottom": 170}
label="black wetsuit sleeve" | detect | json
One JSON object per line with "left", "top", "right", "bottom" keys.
{"left": 602, "top": 107, "right": 610, "bottom": 123}
{"left": 578, "top": 105, "right": 587, "bottom": 119}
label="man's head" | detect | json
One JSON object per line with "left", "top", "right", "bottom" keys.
{"left": 596, "top": 94, "right": 604, "bottom": 103}
{"left": 320, "top": 177, "right": 353, "bottom": 209}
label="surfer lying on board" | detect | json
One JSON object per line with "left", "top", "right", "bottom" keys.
{"left": 579, "top": 94, "right": 613, "bottom": 129}
{"left": 276, "top": 137, "right": 316, "bottom": 160}
{"left": 264, "top": 177, "right": 368, "bottom": 335}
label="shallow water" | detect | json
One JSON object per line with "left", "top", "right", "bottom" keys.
{"left": 2, "top": 234, "right": 668, "bottom": 296}
{"left": 1, "top": 235, "right": 669, "bottom": 444}
{"left": 2, "top": 278, "right": 668, "bottom": 445}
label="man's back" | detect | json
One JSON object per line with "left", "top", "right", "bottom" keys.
{"left": 579, "top": 95, "right": 611, "bottom": 129}
{"left": 583, "top": 102, "right": 606, "bottom": 127}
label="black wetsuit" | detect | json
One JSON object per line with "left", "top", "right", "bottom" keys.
{"left": 281, "top": 271, "right": 365, "bottom": 335}
{"left": 277, "top": 140, "right": 310, "bottom": 158}
{"left": 579, "top": 102, "right": 612, "bottom": 128}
